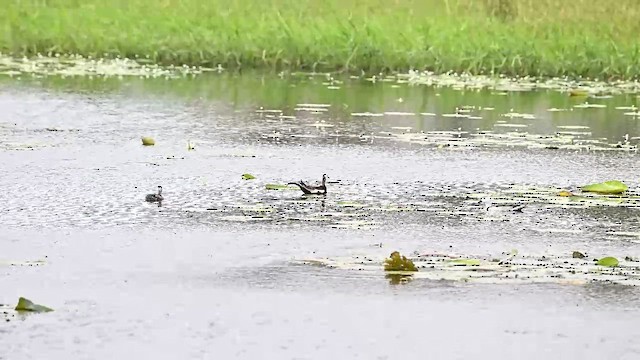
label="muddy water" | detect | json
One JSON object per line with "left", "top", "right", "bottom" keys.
{"left": 1, "top": 72, "right": 640, "bottom": 359}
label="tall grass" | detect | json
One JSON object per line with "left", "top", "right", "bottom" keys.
{"left": 1, "top": 0, "right": 639, "bottom": 78}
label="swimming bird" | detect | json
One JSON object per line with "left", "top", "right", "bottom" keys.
{"left": 481, "top": 198, "right": 525, "bottom": 213}
{"left": 145, "top": 186, "right": 164, "bottom": 202}
{"left": 288, "top": 174, "right": 327, "bottom": 195}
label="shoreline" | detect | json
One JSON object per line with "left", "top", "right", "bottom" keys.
{"left": 2, "top": 0, "right": 640, "bottom": 80}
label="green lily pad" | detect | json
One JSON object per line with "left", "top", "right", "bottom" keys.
{"left": 448, "top": 258, "right": 481, "bottom": 266}
{"left": 596, "top": 257, "right": 619, "bottom": 267}
{"left": 15, "top": 297, "right": 53, "bottom": 312}
{"left": 265, "top": 183, "right": 293, "bottom": 190}
{"left": 242, "top": 173, "right": 256, "bottom": 180}
{"left": 569, "top": 89, "right": 589, "bottom": 97}
{"left": 141, "top": 136, "right": 155, "bottom": 146}
{"left": 384, "top": 251, "right": 418, "bottom": 272}
{"left": 580, "top": 180, "right": 628, "bottom": 194}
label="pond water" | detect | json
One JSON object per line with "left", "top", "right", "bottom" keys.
{"left": 1, "top": 67, "right": 640, "bottom": 359}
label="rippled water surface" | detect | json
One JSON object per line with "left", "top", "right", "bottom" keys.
{"left": 2, "top": 71, "right": 640, "bottom": 359}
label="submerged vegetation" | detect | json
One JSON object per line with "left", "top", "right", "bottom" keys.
{"left": 2, "top": 0, "right": 640, "bottom": 78}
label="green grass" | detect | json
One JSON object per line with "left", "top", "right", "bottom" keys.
{"left": 2, "top": 0, "right": 640, "bottom": 78}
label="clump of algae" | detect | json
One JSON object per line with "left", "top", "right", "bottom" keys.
{"left": 384, "top": 251, "right": 418, "bottom": 272}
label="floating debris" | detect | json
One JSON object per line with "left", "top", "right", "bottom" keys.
{"left": 384, "top": 111, "right": 416, "bottom": 116}
{"left": 573, "top": 103, "right": 607, "bottom": 109}
{"left": 502, "top": 112, "right": 536, "bottom": 120}
{"left": 297, "top": 251, "right": 640, "bottom": 285}
{"left": 15, "top": 297, "right": 53, "bottom": 313}
{"left": 351, "top": 112, "right": 384, "bottom": 117}
{"left": 403, "top": 70, "right": 640, "bottom": 95}
{"left": 0, "top": 54, "right": 205, "bottom": 78}
{"left": 141, "top": 136, "right": 155, "bottom": 146}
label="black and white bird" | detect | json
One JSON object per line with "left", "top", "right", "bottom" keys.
{"left": 145, "top": 186, "right": 164, "bottom": 202}
{"left": 288, "top": 174, "right": 327, "bottom": 195}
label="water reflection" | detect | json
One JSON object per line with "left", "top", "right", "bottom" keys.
{"left": 385, "top": 273, "right": 415, "bottom": 285}
{"left": 1, "top": 72, "right": 639, "bottom": 146}
{"left": 580, "top": 283, "right": 640, "bottom": 309}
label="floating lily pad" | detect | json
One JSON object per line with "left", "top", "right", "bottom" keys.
{"left": 141, "top": 136, "right": 155, "bottom": 146}
{"left": 15, "top": 297, "right": 53, "bottom": 312}
{"left": 580, "top": 180, "right": 628, "bottom": 194}
{"left": 448, "top": 258, "right": 481, "bottom": 266}
{"left": 242, "top": 173, "right": 256, "bottom": 180}
{"left": 569, "top": 89, "right": 589, "bottom": 97}
{"left": 265, "top": 183, "right": 294, "bottom": 190}
{"left": 384, "top": 251, "right": 418, "bottom": 272}
{"left": 596, "top": 257, "right": 619, "bottom": 267}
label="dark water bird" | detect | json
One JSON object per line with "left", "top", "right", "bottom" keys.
{"left": 145, "top": 186, "right": 164, "bottom": 202}
{"left": 481, "top": 198, "right": 525, "bottom": 213}
{"left": 288, "top": 174, "right": 327, "bottom": 195}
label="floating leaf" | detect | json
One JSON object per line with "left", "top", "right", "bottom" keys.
{"left": 580, "top": 180, "right": 628, "bottom": 194}
{"left": 141, "top": 136, "right": 155, "bottom": 146}
{"left": 558, "top": 190, "right": 574, "bottom": 197}
{"left": 265, "top": 183, "right": 293, "bottom": 190}
{"left": 569, "top": 89, "right": 589, "bottom": 97}
{"left": 572, "top": 251, "right": 585, "bottom": 259}
{"left": 384, "top": 251, "right": 418, "bottom": 272}
{"left": 448, "top": 258, "right": 481, "bottom": 266}
{"left": 596, "top": 257, "right": 619, "bottom": 267}
{"left": 15, "top": 297, "right": 53, "bottom": 312}
{"left": 242, "top": 173, "right": 256, "bottom": 180}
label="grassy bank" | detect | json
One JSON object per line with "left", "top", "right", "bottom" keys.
{"left": 2, "top": 0, "right": 640, "bottom": 78}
